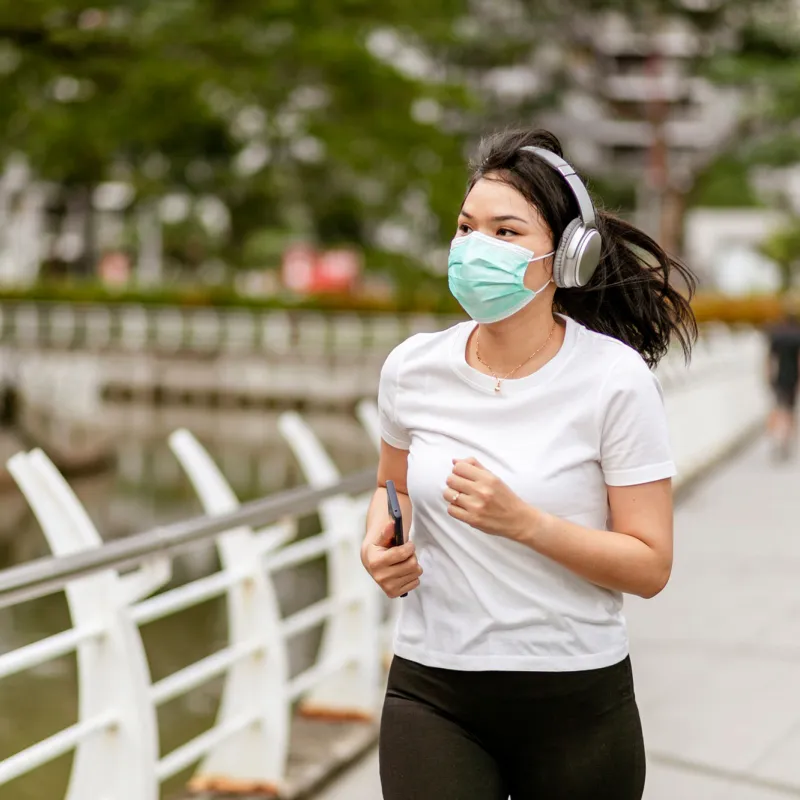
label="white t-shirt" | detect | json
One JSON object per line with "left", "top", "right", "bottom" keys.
{"left": 378, "top": 315, "right": 675, "bottom": 672}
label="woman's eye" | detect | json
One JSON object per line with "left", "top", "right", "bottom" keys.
{"left": 497, "top": 228, "right": 517, "bottom": 237}
{"left": 457, "top": 223, "right": 472, "bottom": 234}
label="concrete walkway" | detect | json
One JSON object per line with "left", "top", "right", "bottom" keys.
{"left": 315, "top": 438, "right": 800, "bottom": 799}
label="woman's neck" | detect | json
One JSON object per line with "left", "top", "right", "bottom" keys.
{"left": 471, "top": 304, "right": 563, "bottom": 376}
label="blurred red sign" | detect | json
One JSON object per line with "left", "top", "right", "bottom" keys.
{"left": 282, "top": 245, "right": 361, "bottom": 294}
{"left": 99, "top": 251, "right": 130, "bottom": 286}
{"left": 281, "top": 244, "right": 317, "bottom": 292}
{"left": 311, "top": 249, "right": 361, "bottom": 292}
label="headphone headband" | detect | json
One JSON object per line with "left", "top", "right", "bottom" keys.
{"left": 519, "top": 146, "right": 596, "bottom": 228}
{"left": 518, "top": 145, "right": 601, "bottom": 289}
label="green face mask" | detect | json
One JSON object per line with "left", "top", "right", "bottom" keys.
{"left": 448, "top": 232, "right": 554, "bottom": 324}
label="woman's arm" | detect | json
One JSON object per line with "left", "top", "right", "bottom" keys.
{"left": 445, "top": 458, "right": 673, "bottom": 599}
{"left": 362, "top": 440, "right": 422, "bottom": 598}
{"left": 514, "top": 479, "right": 673, "bottom": 599}
{"left": 363, "top": 441, "right": 413, "bottom": 553}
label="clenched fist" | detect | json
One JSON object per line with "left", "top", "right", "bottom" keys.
{"left": 444, "top": 457, "right": 533, "bottom": 540}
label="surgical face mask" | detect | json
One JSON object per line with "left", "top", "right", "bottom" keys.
{"left": 447, "top": 231, "right": 554, "bottom": 324}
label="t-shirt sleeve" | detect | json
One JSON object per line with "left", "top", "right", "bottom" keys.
{"left": 598, "top": 350, "right": 676, "bottom": 487}
{"left": 377, "top": 343, "right": 411, "bottom": 450}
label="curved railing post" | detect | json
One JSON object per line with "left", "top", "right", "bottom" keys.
{"left": 277, "top": 411, "right": 380, "bottom": 719}
{"left": 6, "top": 449, "right": 161, "bottom": 800}
{"left": 356, "top": 399, "right": 381, "bottom": 451}
{"left": 168, "top": 429, "right": 293, "bottom": 794}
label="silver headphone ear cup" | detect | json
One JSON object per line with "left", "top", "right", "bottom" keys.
{"left": 553, "top": 218, "right": 583, "bottom": 289}
{"left": 574, "top": 228, "right": 602, "bottom": 288}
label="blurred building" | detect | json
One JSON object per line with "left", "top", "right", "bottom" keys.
{"left": 0, "top": 159, "right": 47, "bottom": 286}
{"left": 554, "top": 12, "right": 740, "bottom": 182}
{"left": 546, "top": 9, "right": 741, "bottom": 256}
{"left": 753, "top": 164, "right": 800, "bottom": 216}
{"left": 685, "top": 207, "right": 786, "bottom": 293}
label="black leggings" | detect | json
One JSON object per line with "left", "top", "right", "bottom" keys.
{"left": 380, "top": 655, "right": 645, "bottom": 800}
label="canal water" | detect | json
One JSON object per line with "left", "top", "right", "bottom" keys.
{"left": 0, "top": 409, "right": 377, "bottom": 800}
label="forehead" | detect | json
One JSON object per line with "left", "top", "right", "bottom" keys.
{"left": 461, "top": 176, "right": 535, "bottom": 220}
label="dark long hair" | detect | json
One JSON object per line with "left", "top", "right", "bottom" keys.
{"left": 467, "top": 129, "right": 697, "bottom": 367}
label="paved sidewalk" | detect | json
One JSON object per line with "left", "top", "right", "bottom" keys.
{"left": 316, "top": 438, "right": 800, "bottom": 799}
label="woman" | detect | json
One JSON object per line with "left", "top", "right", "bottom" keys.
{"left": 360, "top": 128, "right": 696, "bottom": 800}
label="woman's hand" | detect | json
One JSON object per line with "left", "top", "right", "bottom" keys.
{"left": 443, "top": 457, "right": 537, "bottom": 540}
{"left": 362, "top": 521, "right": 423, "bottom": 598}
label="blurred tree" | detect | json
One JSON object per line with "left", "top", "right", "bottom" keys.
{"left": 0, "top": 0, "right": 473, "bottom": 281}
{"left": 1, "top": 0, "right": 794, "bottom": 284}
{"left": 689, "top": 153, "right": 763, "bottom": 208}
{"left": 760, "top": 221, "right": 800, "bottom": 293}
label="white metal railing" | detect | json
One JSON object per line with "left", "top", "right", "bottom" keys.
{"left": 0, "top": 441, "right": 376, "bottom": 799}
{"left": 0, "top": 323, "right": 771, "bottom": 799}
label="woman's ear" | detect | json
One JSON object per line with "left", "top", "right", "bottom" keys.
{"left": 545, "top": 252, "right": 555, "bottom": 280}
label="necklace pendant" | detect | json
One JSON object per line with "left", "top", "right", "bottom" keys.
{"left": 494, "top": 379, "right": 501, "bottom": 393}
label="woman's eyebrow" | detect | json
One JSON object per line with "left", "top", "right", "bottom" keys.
{"left": 492, "top": 215, "right": 527, "bottom": 223}
{"left": 458, "top": 210, "right": 528, "bottom": 224}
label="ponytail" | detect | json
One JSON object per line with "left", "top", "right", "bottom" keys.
{"left": 555, "top": 211, "right": 697, "bottom": 367}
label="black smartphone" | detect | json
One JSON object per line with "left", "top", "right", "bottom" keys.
{"left": 385, "top": 480, "right": 407, "bottom": 598}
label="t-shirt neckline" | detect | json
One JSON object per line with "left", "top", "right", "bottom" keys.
{"left": 449, "top": 314, "right": 577, "bottom": 395}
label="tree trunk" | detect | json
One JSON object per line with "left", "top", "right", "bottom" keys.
{"left": 65, "top": 184, "right": 96, "bottom": 277}
{"left": 660, "top": 184, "right": 687, "bottom": 258}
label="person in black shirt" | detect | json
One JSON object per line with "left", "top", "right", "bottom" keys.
{"left": 767, "top": 312, "right": 800, "bottom": 459}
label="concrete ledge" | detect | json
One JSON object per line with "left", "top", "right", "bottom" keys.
{"left": 181, "top": 712, "right": 379, "bottom": 800}
{"left": 673, "top": 418, "right": 766, "bottom": 504}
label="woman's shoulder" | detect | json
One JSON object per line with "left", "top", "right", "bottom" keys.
{"left": 382, "top": 321, "right": 469, "bottom": 375}
{"left": 569, "top": 318, "right": 652, "bottom": 375}
{"left": 566, "top": 318, "right": 660, "bottom": 403}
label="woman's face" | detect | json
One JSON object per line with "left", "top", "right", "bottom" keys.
{"left": 456, "top": 176, "right": 555, "bottom": 292}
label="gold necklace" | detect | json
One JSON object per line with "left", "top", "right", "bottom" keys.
{"left": 475, "top": 320, "right": 557, "bottom": 393}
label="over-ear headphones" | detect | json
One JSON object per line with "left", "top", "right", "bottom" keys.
{"left": 519, "top": 146, "right": 602, "bottom": 289}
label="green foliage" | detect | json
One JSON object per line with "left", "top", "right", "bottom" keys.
{"left": 0, "top": 0, "right": 474, "bottom": 267}
{"left": 585, "top": 175, "right": 637, "bottom": 214}
{"left": 760, "top": 221, "right": 800, "bottom": 293}
{"left": 688, "top": 154, "right": 763, "bottom": 208}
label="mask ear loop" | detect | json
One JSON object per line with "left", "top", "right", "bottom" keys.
{"left": 526, "top": 251, "right": 555, "bottom": 296}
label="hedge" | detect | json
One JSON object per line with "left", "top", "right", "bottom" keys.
{"left": 0, "top": 281, "right": 463, "bottom": 315}
{"left": 690, "top": 295, "right": 795, "bottom": 326}
{"left": 0, "top": 282, "right": 793, "bottom": 325}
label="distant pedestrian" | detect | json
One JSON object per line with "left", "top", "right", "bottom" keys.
{"left": 766, "top": 310, "right": 800, "bottom": 460}
{"left": 361, "top": 128, "right": 697, "bottom": 800}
